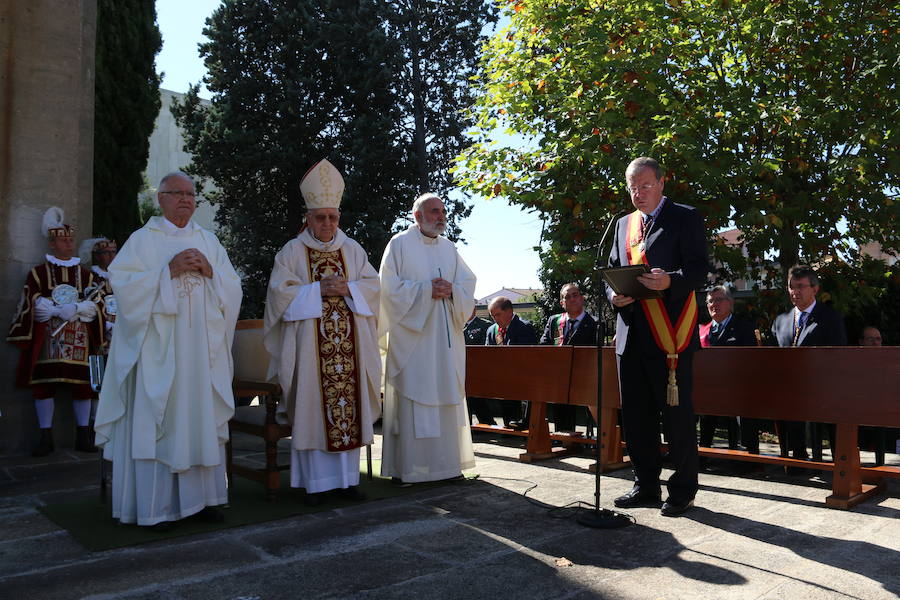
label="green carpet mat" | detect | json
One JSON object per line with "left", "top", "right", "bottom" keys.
{"left": 39, "top": 462, "right": 476, "bottom": 552}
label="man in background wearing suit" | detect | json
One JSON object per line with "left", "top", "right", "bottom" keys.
{"left": 485, "top": 296, "right": 538, "bottom": 430}
{"left": 464, "top": 305, "right": 494, "bottom": 425}
{"left": 698, "top": 286, "right": 759, "bottom": 454}
{"left": 540, "top": 283, "right": 598, "bottom": 432}
{"left": 606, "top": 157, "right": 709, "bottom": 517}
{"left": 772, "top": 265, "right": 846, "bottom": 461}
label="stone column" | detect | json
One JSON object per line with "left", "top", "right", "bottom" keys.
{"left": 0, "top": 1, "right": 97, "bottom": 454}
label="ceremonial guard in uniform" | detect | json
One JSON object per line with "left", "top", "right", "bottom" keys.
{"left": 79, "top": 237, "right": 119, "bottom": 354}
{"left": 7, "top": 208, "right": 106, "bottom": 456}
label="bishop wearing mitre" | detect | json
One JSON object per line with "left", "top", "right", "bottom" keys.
{"left": 263, "top": 159, "right": 382, "bottom": 505}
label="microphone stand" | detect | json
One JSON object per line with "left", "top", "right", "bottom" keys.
{"left": 577, "top": 211, "right": 631, "bottom": 529}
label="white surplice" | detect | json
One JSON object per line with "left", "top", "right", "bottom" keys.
{"left": 379, "top": 224, "right": 476, "bottom": 482}
{"left": 94, "top": 217, "right": 242, "bottom": 525}
{"left": 263, "top": 229, "right": 381, "bottom": 492}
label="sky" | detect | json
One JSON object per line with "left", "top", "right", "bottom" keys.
{"left": 154, "top": 0, "right": 543, "bottom": 300}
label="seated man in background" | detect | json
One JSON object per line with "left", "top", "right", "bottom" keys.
{"left": 698, "top": 286, "right": 759, "bottom": 454}
{"left": 485, "top": 296, "right": 538, "bottom": 430}
{"left": 859, "top": 325, "right": 882, "bottom": 347}
{"left": 771, "top": 265, "right": 846, "bottom": 462}
{"left": 857, "top": 325, "right": 892, "bottom": 459}
{"left": 539, "top": 283, "right": 597, "bottom": 433}
{"left": 464, "top": 305, "right": 495, "bottom": 425}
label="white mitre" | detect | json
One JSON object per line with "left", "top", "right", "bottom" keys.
{"left": 300, "top": 159, "right": 344, "bottom": 210}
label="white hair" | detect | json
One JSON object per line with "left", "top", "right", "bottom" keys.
{"left": 412, "top": 192, "right": 442, "bottom": 215}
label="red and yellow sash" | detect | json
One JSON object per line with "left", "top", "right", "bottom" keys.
{"left": 625, "top": 210, "right": 698, "bottom": 406}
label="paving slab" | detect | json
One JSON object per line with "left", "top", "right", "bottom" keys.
{"left": 0, "top": 432, "right": 897, "bottom": 600}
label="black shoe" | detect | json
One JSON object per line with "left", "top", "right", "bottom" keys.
{"left": 304, "top": 492, "right": 325, "bottom": 506}
{"left": 336, "top": 486, "right": 366, "bottom": 501}
{"left": 32, "top": 428, "right": 54, "bottom": 457}
{"left": 75, "top": 426, "right": 98, "bottom": 453}
{"left": 391, "top": 477, "right": 412, "bottom": 488}
{"left": 785, "top": 466, "right": 810, "bottom": 477}
{"left": 661, "top": 498, "right": 694, "bottom": 517}
{"left": 613, "top": 488, "right": 662, "bottom": 508}
{"left": 196, "top": 506, "right": 225, "bottom": 523}
{"left": 150, "top": 520, "right": 176, "bottom": 532}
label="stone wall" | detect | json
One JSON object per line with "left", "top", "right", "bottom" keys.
{"left": 0, "top": 1, "right": 97, "bottom": 454}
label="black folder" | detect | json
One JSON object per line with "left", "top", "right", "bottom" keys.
{"left": 600, "top": 264, "right": 663, "bottom": 300}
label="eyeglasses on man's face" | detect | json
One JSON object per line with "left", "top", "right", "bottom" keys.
{"left": 627, "top": 182, "right": 657, "bottom": 195}
{"left": 159, "top": 190, "right": 196, "bottom": 198}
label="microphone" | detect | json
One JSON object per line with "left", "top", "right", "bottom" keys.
{"left": 581, "top": 210, "right": 627, "bottom": 257}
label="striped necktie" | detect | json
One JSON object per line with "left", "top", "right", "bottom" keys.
{"left": 792, "top": 311, "right": 808, "bottom": 346}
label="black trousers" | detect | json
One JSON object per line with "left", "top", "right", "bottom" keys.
{"left": 467, "top": 397, "right": 495, "bottom": 425}
{"left": 618, "top": 348, "right": 698, "bottom": 503}
{"left": 698, "top": 415, "right": 740, "bottom": 449}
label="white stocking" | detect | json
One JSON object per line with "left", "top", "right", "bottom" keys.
{"left": 34, "top": 397, "right": 55, "bottom": 429}
{"left": 72, "top": 398, "right": 92, "bottom": 427}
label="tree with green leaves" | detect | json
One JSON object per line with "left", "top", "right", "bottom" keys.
{"left": 383, "top": 0, "right": 498, "bottom": 240}
{"left": 93, "top": 0, "right": 162, "bottom": 244}
{"left": 173, "top": 0, "right": 497, "bottom": 317}
{"left": 456, "top": 0, "right": 899, "bottom": 325}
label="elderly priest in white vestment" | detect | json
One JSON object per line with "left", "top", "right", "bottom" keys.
{"left": 263, "top": 159, "right": 382, "bottom": 505}
{"left": 379, "top": 193, "right": 477, "bottom": 483}
{"left": 94, "top": 172, "right": 242, "bottom": 529}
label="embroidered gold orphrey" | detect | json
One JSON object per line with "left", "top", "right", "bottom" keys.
{"left": 307, "top": 247, "right": 362, "bottom": 452}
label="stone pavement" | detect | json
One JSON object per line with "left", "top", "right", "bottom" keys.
{"left": 1, "top": 431, "right": 899, "bottom": 600}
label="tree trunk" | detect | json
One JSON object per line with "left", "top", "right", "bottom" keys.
{"left": 407, "top": 3, "right": 428, "bottom": 192}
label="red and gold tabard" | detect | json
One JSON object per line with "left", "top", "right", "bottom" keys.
{"left": 7, "top": 261, "right": 105, "bottom": 388}
{"left": 625, "top": 210, "right": 698, "bottom": 406}
{"left": 306, "top": 247, "right": 363, "bottom": 452}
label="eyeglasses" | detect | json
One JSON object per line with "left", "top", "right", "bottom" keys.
{"left": 706, "top": 297, "right": 729, "bottom": 304}
{"left": 159, "top": 191, "right": 196, "bottom": 198}
{"left": 627, "top": 183, "right": 657, "bottom": 195}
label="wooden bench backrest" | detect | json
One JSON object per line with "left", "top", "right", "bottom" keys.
{"left": 466, "top": 346, "right": 900, "bottom": 428}
{"left": 232, "top": 319, "right": 272, "bottom": 383}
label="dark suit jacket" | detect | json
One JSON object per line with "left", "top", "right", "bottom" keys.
{"left": 485, "top": 314, "right": 538, "bottom": 346}
{"left": 606, "top": 200, "right": 710, "bottom": 356}
{"left": 464, "top": 316, "right": 491, "bottom": 346}
{"left": 540, "top": 313, "right": 598, "bottom": 346}
{"left": 771, "top": 301, "right": 847, "bottom": 347}
{"left": 699, "top": 315, "right": 757, "bottom": 347}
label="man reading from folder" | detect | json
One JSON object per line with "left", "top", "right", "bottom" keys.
{"left": 605, "top": 157, "right": 709, "bottom": 517}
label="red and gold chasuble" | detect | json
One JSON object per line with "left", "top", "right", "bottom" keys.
{"left": 306, "top": 247, "right": 363, "bottom": 452}
{"left": 625, "top": 211, "right": 698, "bottom": 406}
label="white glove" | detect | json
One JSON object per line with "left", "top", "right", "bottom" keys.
{"left": 75, "top": 300, "right": 98, "bottom": 322}
{"left": 57, "top": 303, "right": 77, "bottom": 322}
{"left": 34, "top": 297, "right": 54, "bottom": 323}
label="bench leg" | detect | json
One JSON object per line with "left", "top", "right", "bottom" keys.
{"left": 519, "top": 402, "right": 564, "bottom": 462}
{"left": 587, "top": 405, "right": 629, "bottom": 473}
{"left": 264, "top": 425, "right": 282, "bottom": 501}
{"left": 826, "top": 423, "right": 883, "bottom": 509}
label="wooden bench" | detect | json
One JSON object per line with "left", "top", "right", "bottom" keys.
{"left": 466, "top": 345, "right": 900, "bottom": 509}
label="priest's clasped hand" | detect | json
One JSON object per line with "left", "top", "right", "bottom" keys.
{"left": 169, "top": 248, "right": 213, "bottom": 279}
{"left": 320, "top": 275, "right": 350, "bottom": 297}
{"left": 431, "top": 278, "right": 452, "bottom": 300}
